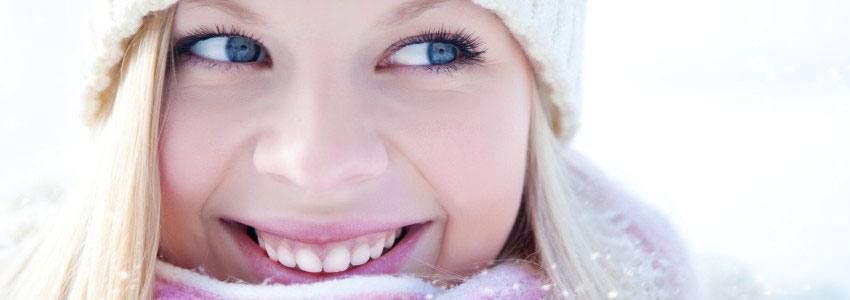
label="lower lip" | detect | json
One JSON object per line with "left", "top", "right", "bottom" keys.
{"left": 226, "top": 220, "right": 430, "bottom": 285}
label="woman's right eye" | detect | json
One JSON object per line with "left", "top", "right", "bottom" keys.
{"left": 188, "top": 36, "right": 265, "bottom": 63}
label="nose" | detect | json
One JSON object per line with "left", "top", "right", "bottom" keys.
{"left": 252, "top": 83, "right": 388, "bottom": 192}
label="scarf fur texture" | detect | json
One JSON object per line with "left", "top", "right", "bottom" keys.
{"left": 154, "top": 259, "right": 546, "bottom": 299}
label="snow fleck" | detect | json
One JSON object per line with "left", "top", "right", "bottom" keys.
{"left": 482, "top": 287, "right": 494, "bottom": 296}
{"left": 767, "top": 73, "right": 778, "bottom": 83}
{"left": 540, "top": 284, "right": 553, "bottom": 291}
{"left": 425, "top": 293, "right": 434, "bottom": 299}
{"left": 118, "top": 270, "right": 129, "bottom": 280}
{"left": 607, "top": 290, "right": 619, "bottom": 299}
{"left": 574, "top": 284, "right": 585, "bottom": 293}
{"left": 561, "top": 290, "right": 571, "bottom": 297}
{"left": 0, "top": 116, "right": 21, "bottom": 134}
{"left": 512, "top": 283, "right": 520, "bottom": 290}
{"left": 550, "top": 263, "right": 558, "bottom": 270}
{"left": 828, "top": 68, "right": 841, "bottom": 80}
{"left": 803, "top": 284, "right": 812, "bottom": 291}
{"left": 746, "top": 57, "right": 769, "bottom": 71}
{"left": 782, "top": 66, "right": 795, "bottom": 74}
{"left": 590, "top": 252, "right": 601, "bottom": 261}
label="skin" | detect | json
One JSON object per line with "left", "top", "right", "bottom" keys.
{"left": 158, "top": 0, "right": 536, "bottom": 283}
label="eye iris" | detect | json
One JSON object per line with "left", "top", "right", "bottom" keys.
{"left": 427, "top": 42, "right": 457, "bottom": 65}
{"left": 225, "top": 36, "right": 261, "bottom": 62}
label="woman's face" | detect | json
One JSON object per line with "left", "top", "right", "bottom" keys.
{"left": 159, "top": 0, "right": 534, "bottom": 284}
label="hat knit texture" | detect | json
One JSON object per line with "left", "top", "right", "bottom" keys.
{"left": 81, "top": 0, "right": 586, "bottom": 145}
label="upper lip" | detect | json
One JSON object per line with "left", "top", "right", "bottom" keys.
{"left": 229, "top": 217, "right": 427, "bottom": 244}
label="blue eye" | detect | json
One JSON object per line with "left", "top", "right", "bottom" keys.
{"left": 381, "top": 27, "right": 487, "bottom": 73}
{"left": 173, "top": 25, "right": 485, "bottom": 74}
{"left": 389, "top": 42, "right": 459, "bottom": 66}
{"left": 188, "top": 36, "right": 265, "bottom": 63}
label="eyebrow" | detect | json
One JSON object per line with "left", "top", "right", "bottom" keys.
{"left": 376, "top": 0, "right": 450, "bottom": 27}
{"left": 183, "top": 0, "right": 266, "bottom": 24}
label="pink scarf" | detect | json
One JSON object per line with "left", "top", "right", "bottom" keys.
{"left": 154, "top": 260, "right": 547, "bottom": 299}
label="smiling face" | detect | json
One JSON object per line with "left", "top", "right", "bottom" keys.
{"left": 158, "top": 0, "right": 535, "bottom": 284}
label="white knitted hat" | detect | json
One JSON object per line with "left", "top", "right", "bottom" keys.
{"left": 81, "top": 0, "right": 586, "bottom": 145}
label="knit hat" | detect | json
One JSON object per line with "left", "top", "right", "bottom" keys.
{"left": 81, "top": 0, "right": 586, "bottom": 145}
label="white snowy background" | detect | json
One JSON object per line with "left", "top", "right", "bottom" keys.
{"left": 1, "top": 0, "right": 848, "bottom": 299}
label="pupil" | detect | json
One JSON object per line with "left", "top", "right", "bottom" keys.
{"left": 225, "top": 36, "right": 261, "bottom": 62}
{"left": 427, "top": 42, "right": 457, "bottom": 65}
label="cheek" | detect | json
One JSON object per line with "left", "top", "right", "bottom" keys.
{"left": 157, "top": 87, "right": 251, "bottom": 259}
{"left": 159, "top": 95, "right": 230, "bottom": 207}
{"left": 389, "top": 82, "right": 531, "bottom": 274}
{"left": 158, "top": 79, "right": 263, "bottom": 204}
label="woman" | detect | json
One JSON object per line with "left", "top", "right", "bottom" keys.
{"left": 1, "top": 0, "right": 698, "bottom": 298}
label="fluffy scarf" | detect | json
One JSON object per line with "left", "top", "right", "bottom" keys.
{"left": 154, "top": 259, "right": 547, "bottom": 299}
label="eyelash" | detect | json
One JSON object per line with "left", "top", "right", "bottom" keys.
{"left": 170, "top": 24, "right": 487, "bottom": 74}
{"left": 171, "top": 24, "right": 267, "bottom": 72}
{"left": 383, "top": 26, "right": 487, "bottom": 75}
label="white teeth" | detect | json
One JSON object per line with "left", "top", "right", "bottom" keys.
{"left": 323, "top": 245, "right": 351, "bottom": 272}
{"left": 295, "top": 247, "right": 323, "bottom": 273}
{"left": 277, "top": 245, "right": 296, "bottom": 268}
{"left": 351, "top": 243, "right": 370, "bottom": 266}
{"left": 257, "top": 226, "right": 409, "bottom": 272}
{"left": 264, "top": 244, "right": 278, "bottom": 261}
{"left": 384, "top": 231, "right": 395, "bottom": 248}
{"left": 371, "top": 237, "right": 386, "bottom": 259}
{"left": 258, "top": 235, "right": 277, "bottom": 262}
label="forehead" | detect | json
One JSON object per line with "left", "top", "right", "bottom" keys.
{"left": 177, "top": 0, "right": 456, "bottom": 28}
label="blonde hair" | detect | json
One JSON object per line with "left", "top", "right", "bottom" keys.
{"left": 2, "top": 6, "right": 648, "bottom": 299}
{"left": 2, "top": 8, "right": 173, "bottom": 299}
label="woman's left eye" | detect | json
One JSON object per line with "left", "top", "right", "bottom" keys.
{"left": 187, "top": 35, "right": 265, "bottom": 63}
{"left": 389, "top": 42, "right": 460, "bottom": 66}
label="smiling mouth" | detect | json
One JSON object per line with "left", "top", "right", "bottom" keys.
{"left": 245, "top": 225, "right": 409, "bottom": 273}
{"left": 220, "top": 218, "right": 430, "bottom": 284}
